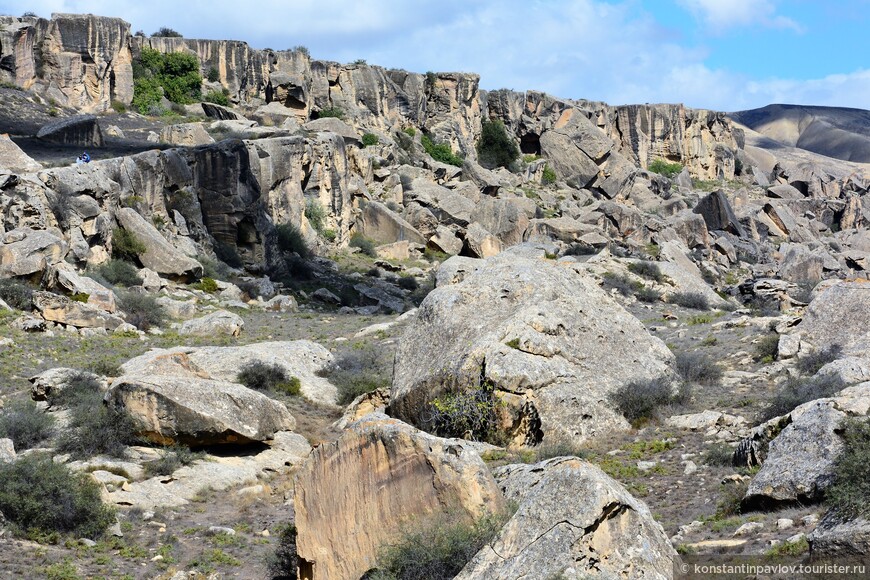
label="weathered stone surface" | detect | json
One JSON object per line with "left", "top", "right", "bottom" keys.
{"left": 30, "top": 367, "right": 107, "bottom": 401}
{"left": 463, "top": 222, "right": 502, "bottom": 258}
{"left": 115, "top": 208, "right": 202, "bottom": 279}
{"left": 105, "top": 375, "right": 296, "bottom": 446}
{"left": 809, "top": 514, "right": 870, "bottom": 557}
{"left": 406, "top": 179, "right": 475, "bottom": 227}
{"left": 51, "top": 262, "right": 117, "bottom": 312}
{"left": 0, "top": 228, "right": 67, "bottom": 277}
{"left": 0, "top": 438, "right": 16, "bottom": 462}
{"left": 0, "top": 134, "right": 42, "bottom": 173}
{"left": 37, "top": 114, "right": 104, "bottom": 147}
{"left": 32, "top": 291, "right": 125, "bottom": 329}
{"left": 391, "top": 251, "right": 675, "bottom": 445}
{"left": 456, "top": 458, "right": 677, "bottom": 580}
{"left": 294, "top": 415, "right": 504, "bottom": 580}
{"left": 694, "top": 190, "right": 746, "bottom": 236}
{"left": 179, "top": 309, "right": 243, "bottom": 337}
{"left": 159, "top": 123, "right": 215, "bottom": 147}
{"left": 303, "top": 117, "right": 359, "bottom": 144}
{"left": 744, "top": 383, "right": 870, "bottom": 507}
{"left": 666, "top": 410, "right": 748, "bottom": 432}
{"left": 355, "top": 201, "right": 425, "bottom": 245}
{"left": 155, "top": 296, "right": 197, "bottom": 319}
{"left": 428, "top": 225, "right": 463, "bottom": 255}
{"left": 791, "top": 281, "right": 870, "bottom": 351}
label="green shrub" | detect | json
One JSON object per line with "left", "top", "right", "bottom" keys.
{"left": 670, "top": 292, "right": 709, "bottom": 310}
{"left": 602, "top": 272, "right": 642, "bottom": 297}
{"left": 760, "top": 374, "right": 846, "bottom": 422}
{"left": 477, "top": 119, "right": 519, "bottom": 169}
{"left": 132, "top": 47, "right": 201, "bottom": 114}
{"left": 648, "top": 158, "right": 683, "bottom": 178}
{"left": 111, "top": 228, "right": 146, "bottom": 261}
{"left": 144, "top": 446, "right": 205, "bottom": 477}
{"left": 58, "top": 400, "right": 139, "bottom": 459}
{"left": 237, "top": 361, "right": 300, "bottom": 396}
{"left": 203, "top": 90, "right": 229, "bottom": 106}
{"left": 192, "top": 277, "right": 219, "bottom": 293}
{"left": 753, "top": 333, "right": 779, "bottom": 363}
{"left": 276, "top": 224, "right": 310, "bottom": 259}
{"left": 305, "top": 199, "right": 328, "bottom": 235}
{"left": 703, "top": 442, "right": 735, "bottom": 467}
{"left": 796, "top": 344, "right": 842, "bottom": 376}
{"left": 627, "top": 261, "right": 667, "bottom": 283}
{"left": 609, "top": 377, "right": 675, "bottom": 424}
{"left": 213, "top": 240, "right": 243, "bottom": 268}
{"left": 151, "top": 27, "right": 182, "bottom": 37}
{"left": 564, "top": 243, "right": 597, "bottom": 256}
{"left": 362, "top": 133, "right": 379, "bottom": 147}
{"left": 674, "top": 351, "right": 722, "bottom": 386}
{"left": 0, "top": 400, "right": 55, "bottom": 451}
{"left": 206, "top": 67, "right": 220, "bottom": 82}
{"left": 292, "top": 45, "right": 310, "bottom": 56}
{"left": 96, "top": 259, "right": 142, "bottom": 287}
{"left": 827, "top": 417, "right": 870, "bottom": 519}
{"left": 373, "top": 509, "right": 509, "bottom": 580}
{"left": 266, "top": 523, "right": 299, "bottom": 578}
{"left": 110, "top": 100, "right": 126, "bottom": 113}
{"left": 350, "top": 233, "right": 377, "bottom": 257}
{"left": 0, "top": 278, "right": 33, "bottom": 310}
{"left": 317, "top": 347, "right": 391, "bottom": 405}
{"left": 397, "top": 276, "right": 419, "bottom": 291}
{"left": 317, "top": 106, "right": 344, "bottom": 119}
{"left": 426, "top": 381, "right": 501, "bottom": 443}
{"left": 541, "top": 164, "right": 558, "bottom": 185}
{"left": 86, "top": 359, "right": 123, "bottom": 377}
{"left": 119, "top": 291, "right": 165, "bottom": 331}
{"left": 0, "top": 454, "right": 116, "bottom": 539}
{"left": 421, "top": 134, "right": 463, "bottom": 167}
{"left": 635, "top": 286, "right": 662, "bottom": 303}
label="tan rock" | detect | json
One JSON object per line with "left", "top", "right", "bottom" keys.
{"left": 294, "top": 415, "right": 504, "bottom": 580}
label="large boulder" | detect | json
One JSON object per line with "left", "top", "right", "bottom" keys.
{"left": 159, "top": 123, "right": 215, "bottom": 146}
{"left": 456, "top": 458, "right": 677, "bottom": 579}
{"left": 294, "top": 415, "right": 504, "bottom": 580}
{"left": 0, "top": 228, "right": 67, "bottom": 278}
{"left": 51, "top": 262, "right": 117, "bottom": 312}
{"left": 790, "top": 281, "right": 870, "bottom": 352}
{"left": 743, "top": 383, "right": 870, "bottom": 508}
{"left": 32, "top": 291, "right": 125, "bottom": 329}
{"left": 179, "top": 309, "right": 244, "bottom": 337}
{"left": 121, "top": 341, "right": 337, "bottom": 404}
{"left": 693, "top": 189, "right": 746, "bottom": 236}
{"left": 105, "top": 375, "right": 296, "bottom": 445}
{"left": 115, "top": 208, "right": 202, "bottom": 280}
{"left": 391, "top": 250, "right": 675, "bottom": 446}
{"left": 809, "top": 514, "right": 870, "bottom": 558}
{"left": 36, "top": 114, "right": 104, "bottom": 147}
{"left": 0, "top": 134, "right": 42, "bottom": 173}
{"left": 354, "top": 201, "right": 425, "bottom": 245}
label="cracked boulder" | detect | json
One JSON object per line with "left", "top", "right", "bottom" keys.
{"left": 294, "top": 415, "right": 504, "bottom": 580}
{"left": 743, "top": 383, "right": 870, "bottom": 509}
{"left": 105, "top": 374, "right": 296, "bottom": 446}
{"left": 456, "top": 457, "right": 677, "bottom": 579}
{"left": 390, "top": 248, "right": 675, "bottom": 446}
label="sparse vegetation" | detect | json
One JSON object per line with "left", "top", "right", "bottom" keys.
{"left": 0, "top": 278, "right": 34, "bottom": 310}
{"left": 421, "top": 134, "right": 463, "bottom": 167}
{"left": 214, "top": 240, "right": 243, "bottom": 268}
{"left": 541, "top": 164, "right": 557, "bottom": 185}
{"left": 362, "top": 133, "right": 379, "bottom": 147}
{"left": 305, "top": 199, "right": 328, "bottom": 236}
{"left": 144, "top": 446, "right": 206, "bottom": 477}
{"left": 674, "top": 351, "right": 722, "bottom": 386}
{"left": 826, "top": 417, "right": 870, "bottom": 520}
{"left": 203, "top": 89, "right": 229, "bottom": 106}
{"left": 151, "top": 27, "right": 183, "bottom": 37}
{"left": 0, "top": 399, "right": 55, "bottom": 451}
{"left": 316, "top": 106, "right": 345, "bottom": 119}
{"left": 796, "top": 344, "right": 842, "bottom": 376}
{"left": 111, "top": 228, "right": 146, "bottom": 261}
{"left": 132, "top": 47, "right": 202, "bottom": 114}
{"left": 192, "top": 276, "right": 219, "bottom": 293}
{"left": 753, "top": 333, "right": 779, "bottom": 363}
{"left": 118, "top": 291, "right": 165, "bottom": 331}
{"left": 372, "top": 509, "right": 509, "bottom": 580}
{"left": 276, "top": 223, "right": 310, "bottom": 258}
{"left": 317, "top": 346, "right": 391, "bottom": 405}
{"left": 760, "top": 373, "right": 847, "bottom": 422}
{"left": 96, "top": 259, "right": 142, "bottom": 287}
{"left": 349, "top": 233, "right": 377, "bottom": 257}
{"left": 266, "top": 523, "right": 298, "bottom": 578}
{"left": 425, "top": 380, "right": 501, "bottom": 443}
{"left": 0, "top": 454, "right": 117, "bottom": 540}
{"left": 207, "top": 67, "right": 220, "bottom": 83}
{"left": 628, "top": 261, "right": 667, "bottom": 283}
{"left": 237, "top": 361, "right": 301, "bottom": 396}
{"left": 609, "top": 377, "right": 676, "bottom": 425}
{"left": 669, "top": 292, "right": 709, "bottom": 310}
{"left": 703, "top": 442, "right": 735, "bottom": 467}
{"left": 635, "top": 285, "right": 662, "bottom": 303}
{"left": 476, "top": 118, "right": 519, "bottom": 169}
{"left": 648, "top": 158, "right": 683, "bottom": 178}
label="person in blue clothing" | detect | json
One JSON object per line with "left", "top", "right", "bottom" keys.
{"left": 81, "top": 152, "right": 91, "bottom": 163}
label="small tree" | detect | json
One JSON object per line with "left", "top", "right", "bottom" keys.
{"left": 477, "top": 119, "right": 519, "bottom": 169}
{"left": 151, "top": 27, "right": 183, "bottom": 38}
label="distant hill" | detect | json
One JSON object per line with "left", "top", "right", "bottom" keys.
{"left": 729, "top": 104, "right": 870, "bottom": 163}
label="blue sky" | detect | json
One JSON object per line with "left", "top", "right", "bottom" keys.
{"left": 5, "top": 0, "right": 870, "bottom": 111}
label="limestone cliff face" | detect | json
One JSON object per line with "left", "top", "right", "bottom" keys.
{"left": 0, "top": 14, "right": 132, "bottom": 112}
{"left": 486, "top": 89, "right": 738, "bottom": 181}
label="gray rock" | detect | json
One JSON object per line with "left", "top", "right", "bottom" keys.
{"left": 106, "top": 375, "right": 296, "bottom": 446}
{"left": 115, "top": 208, "right": 202, "bottom": 280}
{"left": 312, "top": 288, "right": 341, "bottom": 305}
{"left": 355, "top": 201, "right": 425, "bottom": 245}
{"left": 456, "top": 458, "right": 677, "bottom": 580}
{"left": 32, "top": 291, "right": 125, "bottom": 330}
{"left": 428, "top": 225, "right": 463, "bottom": 255}
{"left": 0, "top": 134, "right": 41, "bottom": 173}
{"left": 463, "top": 222, "right": 502, "bottom": 258}
{"left": 391, "top": 253, "right": 675, "bottom": 446}
{"left": 303, "top": 117, "right": 359, "bottom": 144}
{"left": 179, "top": 310, "right": 243, "bottom": 337}
{"left": 0, "top": 228, "right": 67, "bottom": 278}
{"left": 30, "top": 367, "right": 107, "bottom": 401}
{"left": 263, "top": 295, "right": 298, "bottom": 312}
{"left": 159, "top": 123, "right": 215, "bottom": 146}
{"left": 809, "top": 514, "right": 870, "bottom": 557}
{"left": 693, "top": 189, "right": 746, "bottom": 236}
{"left": 0, "top": 438, "right": 15, "bottom": 462}
{"left": 37, "top": 115, "right": 104, "bottom": 147}
{"left": 155, "top": 296, "right": 198, "bottom": 319}
{"left": 734, "top": 522, "right": 764, "bottom": 536}
{"left": 791, "top": 281, "right": 870, "bottom": 351}
{"left": 744, "top": 383, "right": 870, "bottom": 507}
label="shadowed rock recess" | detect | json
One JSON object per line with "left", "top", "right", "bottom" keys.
{"left": 2, "top": 9, "right": 870, "bottom": 580}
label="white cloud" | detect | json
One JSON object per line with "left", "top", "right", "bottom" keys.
{"left": 676, "top": 0, "right": 802, "bottom": 33}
